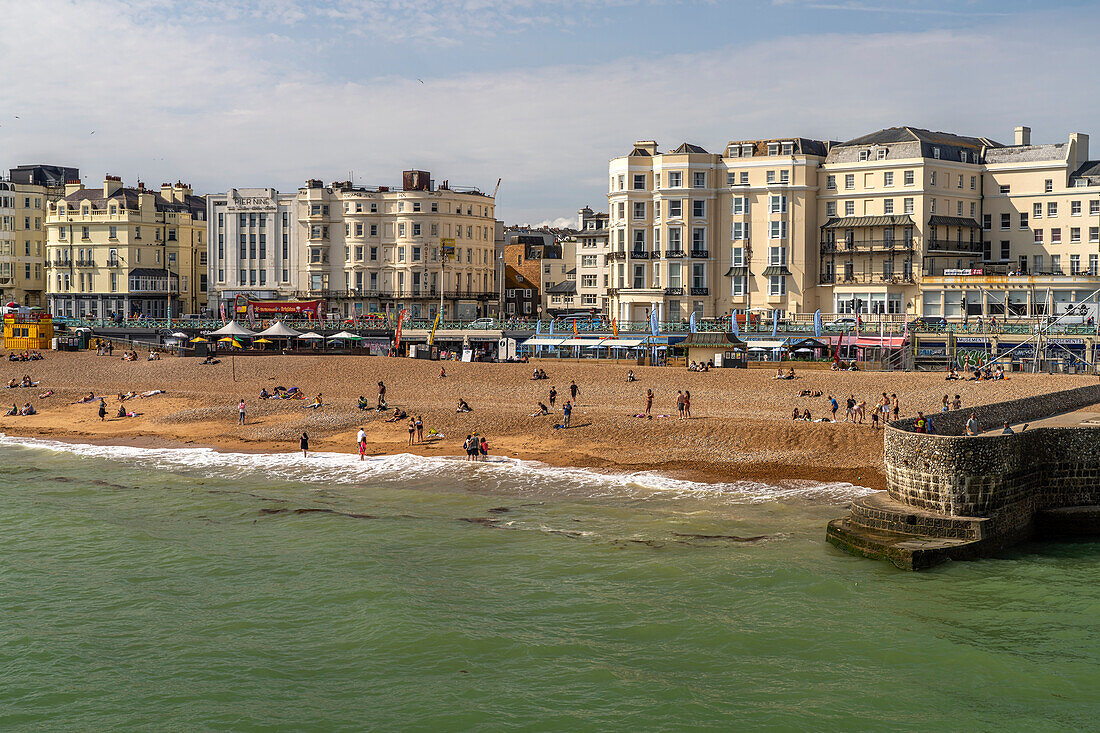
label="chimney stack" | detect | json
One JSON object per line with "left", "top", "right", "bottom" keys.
{"left": 104, "top": 174, "right": 123, "bottom": 198}
{"left": 635, "top": 140, "right": 658, "bottom": 155}
{"left": 1070, "top": 133, "right": 1090, "bottom": 171}
{"left": 1014, "top": 126, "right": 1031, "bottom": 146}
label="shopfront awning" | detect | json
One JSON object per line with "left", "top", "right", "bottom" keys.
{"left": 745, "top": 339, "right": 787, "bottom": 350}
{"left": 928, "top": 215, "right": 981, "bottom": 229}
{"left": 558, "top": 338, "right": 601, "bottom": 347}
{"left": 522, "top": 337, "right": 567, "bottom": 347}
{"left": 855, "top": 336, "right": 907, "bottom": 348}
{"left": 590, "top": 338, "right": 647, "bottom": 348}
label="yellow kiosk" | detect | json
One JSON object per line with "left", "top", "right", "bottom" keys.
{"left": 3, "top": 312, "right": 54, "bottom": 350}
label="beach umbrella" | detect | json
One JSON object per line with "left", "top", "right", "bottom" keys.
{"left": 4, "top": 302, "right": 18, "bottom": 308}
{"left": 189, "top": 336, "right": 208, "bottom": 343}
{"left": 258, "top": 320, "right": 303, "bottom": 338}
{"left": 171, "top": 331, "right": 188, "bottom": 338}
{"left": 328, "top": 331, "right": 362, "bottom": 340}
{"left": 298, "top": 332, "right": 324, "bottom": 340}
{"left": 254, "top": 338, "right": 272, "bottom": 344}
{"left": 218, "top": 337, "right": 243, "bottom": 348}
{"left": 206, "top": 320, "right": 256, "bottom": 337}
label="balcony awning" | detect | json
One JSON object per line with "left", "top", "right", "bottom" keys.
{"left": 724, "top": 266, "right": 750, "bottom": 277}
{"left": 762, "top": 265, "right": 791, "bottom": 276}
{"left": 822, "top": 215, "right": 914, "bottom": 229}
{"left": 521, "top": 337, "right": 567, "bottom": 347}
{"left": 928, "top": 215, "right": 982, "bottom": 229}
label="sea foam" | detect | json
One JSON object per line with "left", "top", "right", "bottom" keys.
{"left": 0, "top": 433, "right": 876, "bottom": 505}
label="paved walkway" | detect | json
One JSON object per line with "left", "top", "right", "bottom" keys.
{"left": 977, "top": 403, "right": 1100, "bottom": 435}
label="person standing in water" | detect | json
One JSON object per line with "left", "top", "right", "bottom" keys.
{"left": 356, "top": 427, "right": 367, "bottom": 460}
{"left": 300, "top": 431, "right": 309, "bottom": 457}
{"left": 408, "top": 418, "right": 416, "bottom": 446}
{"left": 415, "top": 415, "right": 423, "bottom": 443}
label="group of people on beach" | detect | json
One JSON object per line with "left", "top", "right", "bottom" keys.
{"left": 8, "top": 351, "right": 43, "bottom": 362}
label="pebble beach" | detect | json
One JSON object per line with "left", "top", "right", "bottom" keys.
{"left": 0, "top": 350, "right": 1090, "bottom": 489}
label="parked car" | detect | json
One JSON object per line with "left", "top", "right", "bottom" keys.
{"left": 464, "top": 318, "right": 497, "bottom": 329}
{"left": 911, "top": 316, "right": 947, "bottom": 331}
{"left": 825, "top": 317, "right": 857, "bottom": 331}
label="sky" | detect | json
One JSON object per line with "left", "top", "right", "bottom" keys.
{"left": 2, "top": 0, "right": 1098, "bottom": 227}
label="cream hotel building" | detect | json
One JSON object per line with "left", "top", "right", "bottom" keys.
{"left": 607, "top": 125, "right": 1100, "bottom": 323}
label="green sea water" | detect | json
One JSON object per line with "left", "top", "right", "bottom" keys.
{"left": 0, "top": 437, "right": 1096, "bottom": 732}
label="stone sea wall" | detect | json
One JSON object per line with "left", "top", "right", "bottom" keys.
{"left": 883, "top": 383, "right": 1100, "bottom": 542}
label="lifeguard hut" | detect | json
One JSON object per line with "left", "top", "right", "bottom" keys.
{"left": 3, "top": 312, "right": 54, "bottom": 350}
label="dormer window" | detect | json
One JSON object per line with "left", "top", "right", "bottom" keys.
{"left": 960, "top": 151, "right": 968, "bottom": 163}
{"left": 742, "top": 144, "right": 753, "bottom": 157}
{"left": 781, "top": 142, "right": 794, "bottom": 156}
{"left": 859, "top": 150, "right": 869, "bottom": 161}
{"left": 933, "top": 147, "right": 941, "bottom": 159}
{"left": 58, "top": 205, "right": 65, "bottom": 215}
{"left": 767, "top": 143, "right": 780, "bottom": 156}
{"left": 109, "top": 204, "right": 117, "bottom": 215}
{"left": 877, "top": 149, "right": 887, "bottom": 160}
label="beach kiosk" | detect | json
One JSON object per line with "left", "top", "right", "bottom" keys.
{"left": 676, "top": 332, "right": 747, "bottom": 368}
{"left": 3, "top": 312, "right": 54, "bottom": 350}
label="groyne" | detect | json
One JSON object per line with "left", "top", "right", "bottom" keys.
{"left": 827, "top": 383, "right": 1100, "bottom": 569}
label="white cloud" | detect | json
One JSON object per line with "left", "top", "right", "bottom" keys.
{"left": 1, "top": 2, "right": 1096, "bottom": 225}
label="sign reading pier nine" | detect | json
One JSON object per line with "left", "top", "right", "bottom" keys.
{"left": 226, "top": 196, "right": 276, "bottom": 211}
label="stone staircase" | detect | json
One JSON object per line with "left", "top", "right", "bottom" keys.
{"left": 826, "top": 492, "right": 991, "bottom": 570}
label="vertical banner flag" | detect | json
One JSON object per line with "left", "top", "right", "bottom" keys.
{"left": 612, "top": 317, "right": 619, "bottom": 338}
{"left": 903, "top": 315, "right": 909, "bottom": 341}
{"left": 535, "top": 319, "right": 542, "bottom": 356}
{"left": 879, "top": 317, "right": 884, "bottom": 344}
{"left": 428, "top": 311, "right": 441, "bottom": 346}
{"left": 731, "top": 311, "right": 739, "bottom": 338}
{"left": 573, "top": 319, "right": 578, "bottom": 336}
{"left": 394, "top": 308, "right": 408, "bottom": 353}
{"left": 649, "top": 308, "right": 659, "bottom": 364}
{"left": 689, "top": 311, "right": 697, "bottom": 333}
{"left": 814, "top": 309, "right": 822, "bottom": 338}
{"left": 771, "top": 309, "right": 779, "bottom": 338}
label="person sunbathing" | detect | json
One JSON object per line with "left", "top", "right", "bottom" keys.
{"left": 19, "top": 402, "right": 35, "bottom": 416}
{"left": 118, "top": 391, "right": 136, "bottom": 401}
{"left": 787, "top": 368, "right": 795, "bottom": 379}
{"left": 792, "top": 407, "right": 801, "bottom": 421}
{"left": 357, "top": 395, "right": 370, "bottom": 410}
{"left": 303, "top": 394, "right": 323, "bottom": 409}
{"left": 38, "top": 390, "right": 53, "bottom": 399}
{"left": 627, "top": 370, "right": 636, "bottom": 382}
{"left": 259, "top": 388, "right": 270, "bottom": 400}
{"left": 7, "top": 379, "right": 17, "bottom": 389}
{"left": 456, "top": 399, "right": 472, "bottom": 413}
{"left": 439, "top": 367, "right": 447, "bottom": 378}
{"left": 532, "top": 401, "right": 549, "bottom": 416}
{"left": 200, "top": 356, "right": 220, "bottom": 365}
{"left": 139, "top": 390, "right": 164, "bottom": 398}
{"left": 4, "top": 403, "right": 16, "bottom": 416}
{"left": 20, "top": 375, "right": 33, "bottom": 387}
{"left": 76, "top": 392, "right": 96, "bottom": 403}
{"left": 802, "top": 409, "right": 812, "bottom": 421}
{"left": 117, "top": 404, "right": 129, "bottom": 418}
{"left": 384, "top": 409, "right": 408, "bottom": 422}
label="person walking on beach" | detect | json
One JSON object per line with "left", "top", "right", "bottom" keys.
{"left": 238, "top": 399, "right": 246, "bottom": 425}
{"left": 415, "top": 415, "right": 423, "bottom": 443}
{"left": 300, "top": 431, "right": 309, "bottom": 457}
{"left": 479, "top": 435, "right": 488, "bottom": 461}
{"left": 683, "top": 390, "right": 692, "bottom": 419}
{"left": 844, "top": 394, "right": 856, "bottom": 423}
{"left": 408, "top": 418, "right": 416, "bottom": 446}
{"left": 562, "top": 400, "right": 572, "bottom": 428}
{"left": 676, "top": 390, "right": 685, "bottom": 419}
{"left": 569, "top": 380, "right": 579, "bottom": 404}
{"left": 357, "top": 427, "right": 367, "bottom": 460}
{"left": 645, "top": 389, "right": 654, "bottom": 416}
{"left": 377, "top": 381, "right": 387, "bottom": 409}
{"left": 828, "top": 395, "right": 838, "bottom": 422}
{"left": 98, "top": 398, "right": 107, "bottom": 421}
{"left": 548, "top": 386, "right": 557, "bottom": 409}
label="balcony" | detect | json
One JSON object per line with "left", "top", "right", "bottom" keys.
{"left": 106, "top": 258, "right": 120, "bottom": 268}
{"left": 605, "top": 251, "right": 626, "bottom": 263}
{"left": 664, "top": 249, "right": 685, "bottom": 258}
{"left": 75, "top": 258, "right": 95, "bottom": 267}
{"left": 821, "top": 239, "right": 915, "bottom": 254}
{"left": 825, "top": 272, "right": 916, "bottom": 285}
{"left": 630, "top": 250, "right": 650, "bottom": 259}
{"left": 690, "top": 249, "right": 710, "bottom": 258}
{"left": 663, "top": 287, "right": 684, "bottom": 296}
{"left": 927, "top": 239, "right": 983, "bottom": 255}
{"left": 690, "top": 287, "right": 709, "bottom": 295}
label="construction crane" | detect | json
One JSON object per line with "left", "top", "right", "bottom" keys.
{"left": 493, "top": 178, "right": 501, "bottom": 198}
